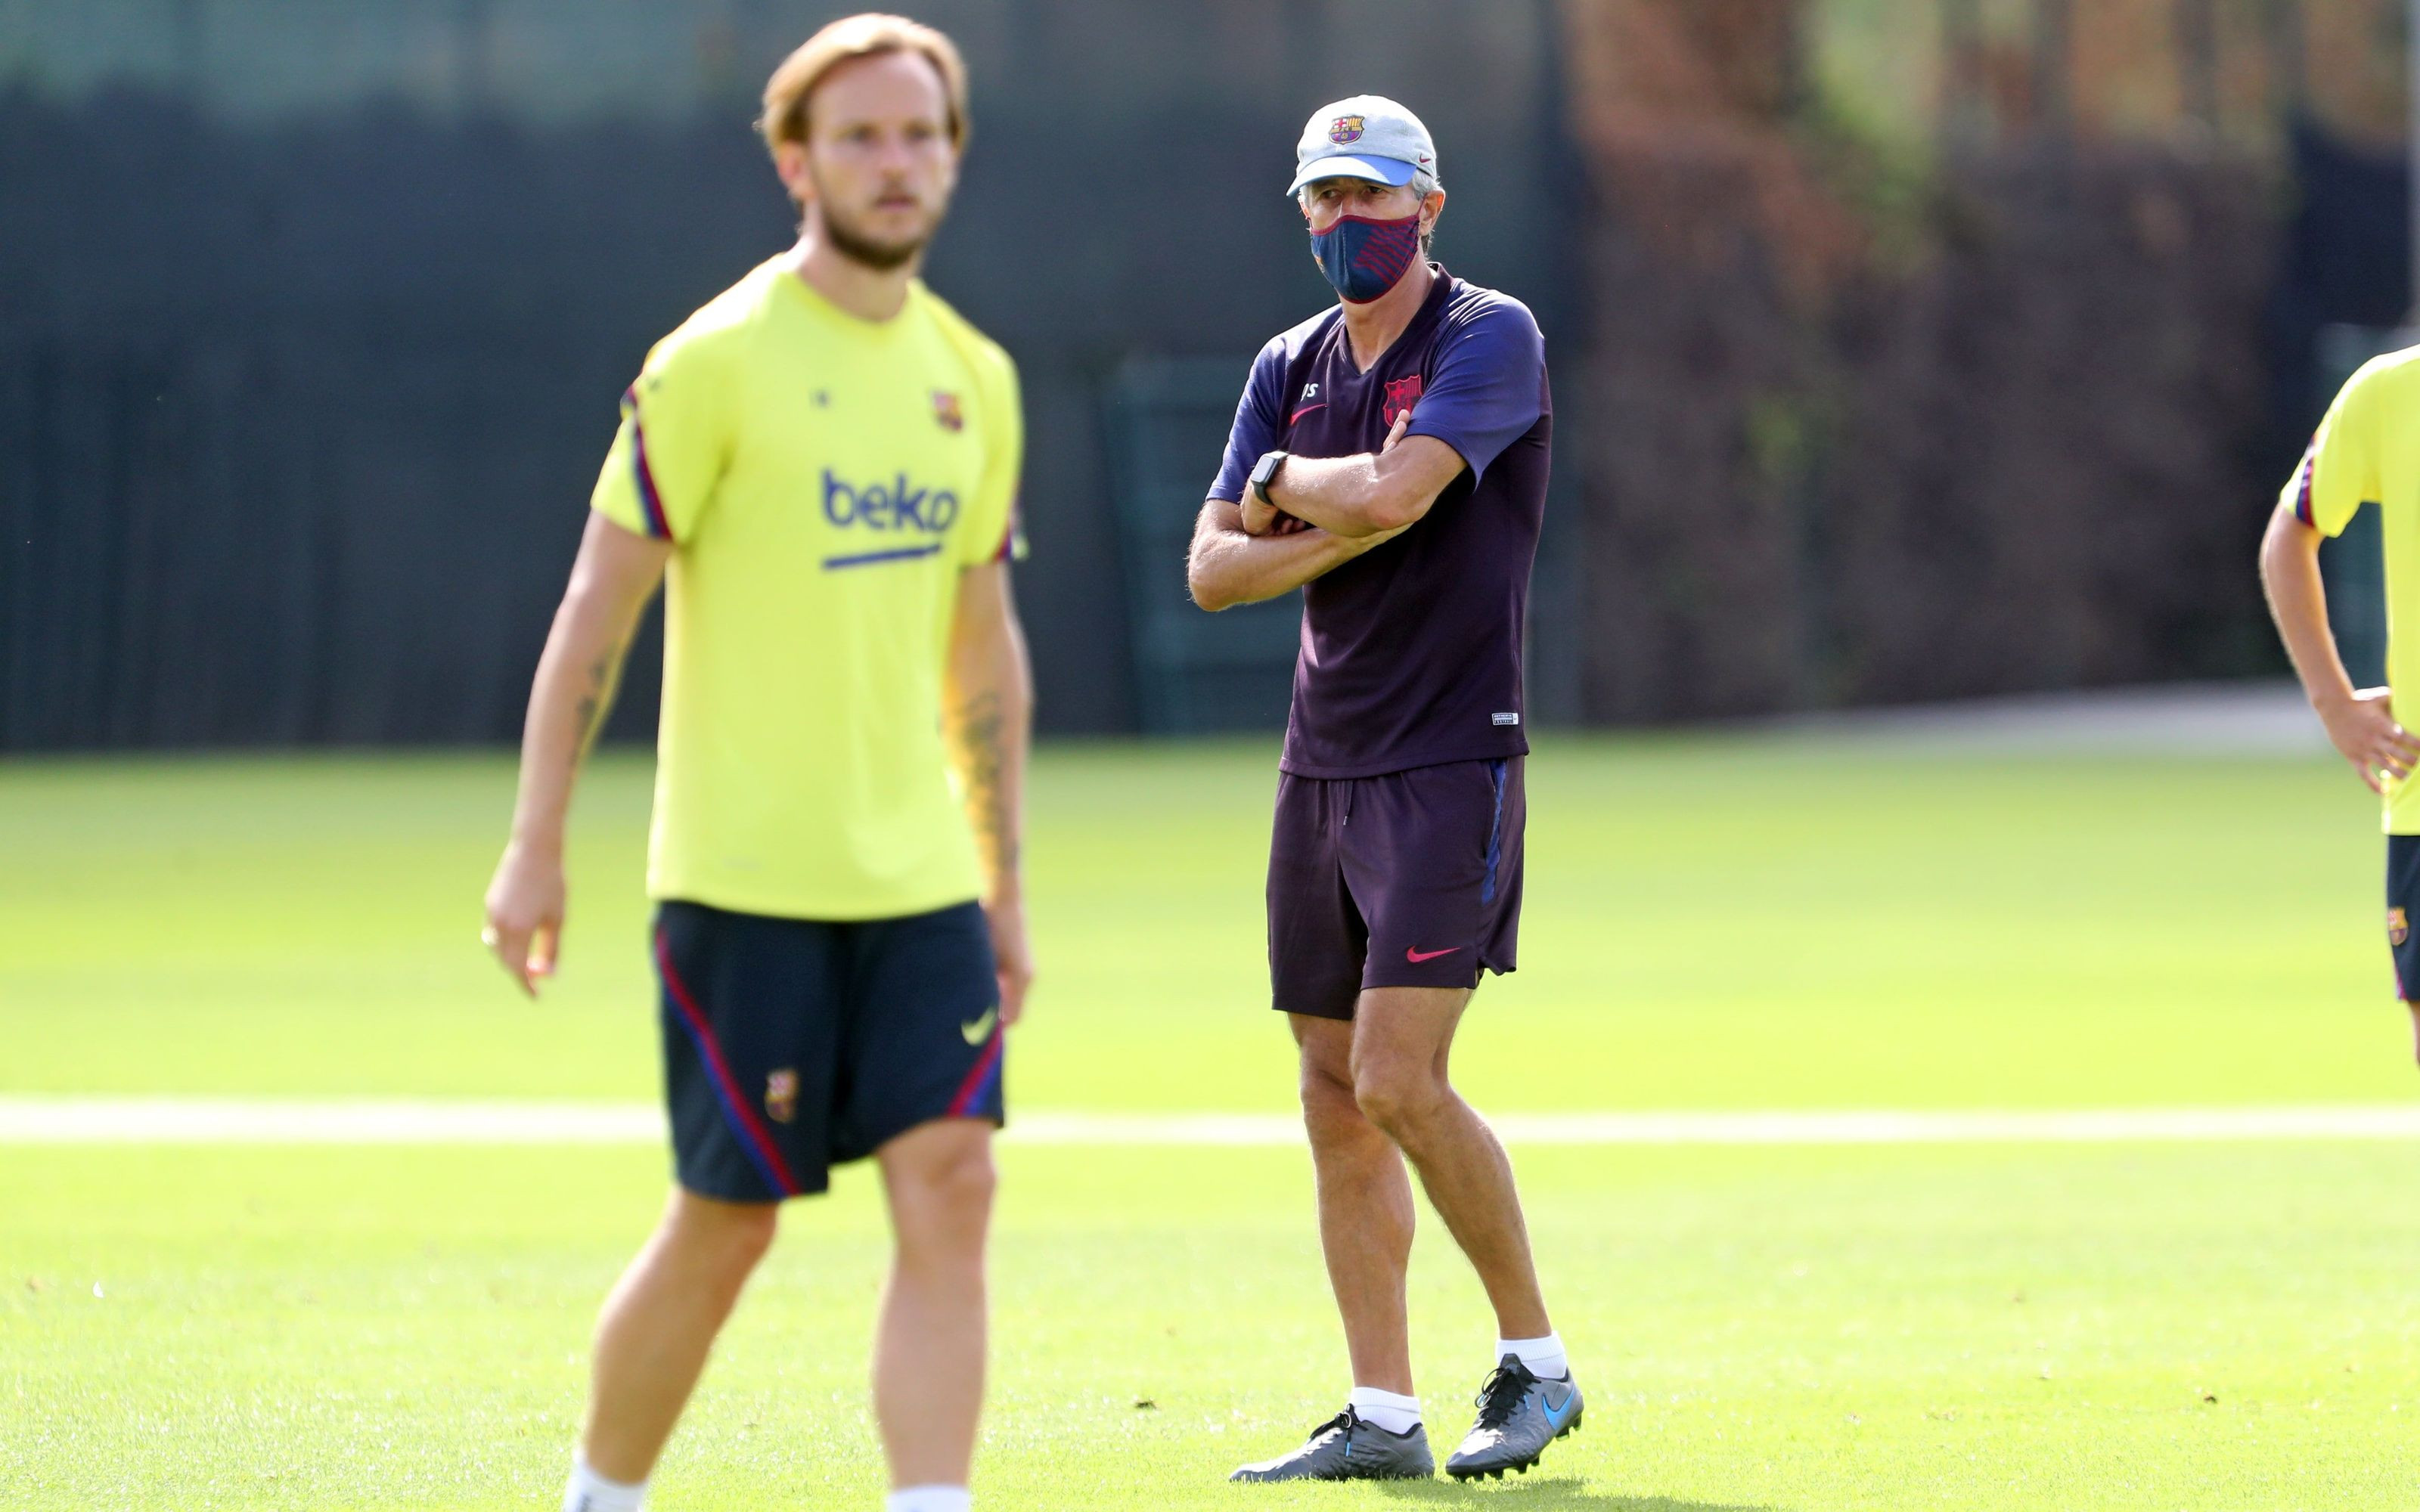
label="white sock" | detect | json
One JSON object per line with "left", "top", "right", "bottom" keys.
{"left": 886, "top": 1487, "right": 971, "bottom": 1512}
{"left": 1497, "top": 1331, "right": 1568, "bottom": 1381}
{"left": 1347, "top": 1384, "right": 1423, "bottom": 1435}
{"left": 562, "top": 1455, "right": 646, "bottom": 1512}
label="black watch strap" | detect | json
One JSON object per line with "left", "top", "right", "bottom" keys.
{"left": 1249, "top": 450, "right": 1288, "bottom": 505}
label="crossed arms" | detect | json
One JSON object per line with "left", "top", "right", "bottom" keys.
{"left": 1185, "top": 414, "right": 1466, "bottom": 612}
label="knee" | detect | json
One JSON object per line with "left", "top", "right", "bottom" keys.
{"left": 892, "top": 1140, "right": 997, "bottom": 1253}
{"left": 1298, "top": 1055, "right": 1362, "bottom": 1136}
{"left": 667, "top": 1194, "right": 779, "bottom": 1282}
{"left": 1351, "top": 1062, "right": 1444, "bottom": 1139}
{"left": 926, "top": 1142, "right": 999, "bottom": 1215}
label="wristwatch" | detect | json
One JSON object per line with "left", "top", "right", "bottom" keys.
{"left": 1249, "top": 450, "right": 1289, "bottom": 507}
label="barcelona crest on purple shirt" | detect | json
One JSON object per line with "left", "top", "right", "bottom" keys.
{"left": 1328, "top": 115, "right": 1365, "bottom": 144}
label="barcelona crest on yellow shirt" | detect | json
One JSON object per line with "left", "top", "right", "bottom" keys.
{"left": 932, "top": 390, "right": 965, "bottom": 432}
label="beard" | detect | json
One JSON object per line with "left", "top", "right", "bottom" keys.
{"left": 812, "top": 182, "right": 941, "bottom": 271}
{"left": 821, "top": 209, "right": 924, "bottom": 271}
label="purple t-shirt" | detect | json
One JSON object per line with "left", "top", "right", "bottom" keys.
{"left": 1210, "top": 267, "right": 1551, "bottom": 779}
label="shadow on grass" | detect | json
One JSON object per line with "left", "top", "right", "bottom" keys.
{"left": 1375, "top": 1479, "right": 1770, "bottom": 1511}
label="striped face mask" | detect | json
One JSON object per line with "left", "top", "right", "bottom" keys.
{"left": 1308, "top": 212, "right": 1422, "bottom": 304}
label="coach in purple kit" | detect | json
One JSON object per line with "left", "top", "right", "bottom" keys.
{"left": 1189, "top": 96, "right": 1581, "bottom": 1486}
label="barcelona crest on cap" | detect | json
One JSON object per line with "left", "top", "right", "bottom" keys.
{"left": 1328, "top": 114, "right": 1365, "bottom": 144}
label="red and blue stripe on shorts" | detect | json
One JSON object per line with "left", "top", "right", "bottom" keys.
{"left": 653, "top": 928, "right": 802, "bottom": 1198}
{"left": 948, "top": 1018, "right": 1004, "bottom": 1120}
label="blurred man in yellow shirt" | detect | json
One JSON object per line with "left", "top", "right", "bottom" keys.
{"left": 480, "top": 17, "right": 1028, "bottom": 1512}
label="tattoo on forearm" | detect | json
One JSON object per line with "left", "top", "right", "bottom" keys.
{"left": 948, "top": 688, "right": 1019, "bottom": 882}
{"left": 572, "top": 637, "right": 628, "bottom": 768}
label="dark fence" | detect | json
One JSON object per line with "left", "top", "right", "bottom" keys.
{"left": 0, "top": 0, "right": 1576, "bottom": 748}
{"left": 0, "top": 98, "right": 778, "bottom": 746}
{"left": 0, "top": 0, "right": 2407, "bottom": 750}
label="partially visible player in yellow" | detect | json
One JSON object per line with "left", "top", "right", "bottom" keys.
{"left": 479, "top": 17, "right": 1030, "bottom": 1512}
{"left": 2261, "top": 343, "right": 2420, "bottom": 1058}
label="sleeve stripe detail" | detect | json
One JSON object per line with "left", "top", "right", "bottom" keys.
{"left": 2294, "top": 445, "right": 2316, "bottom": 528}
{"left": 623, "top": 386, "right": 674, "bottom": 541}
{"left": 991, "top": 496, "right": 1023, "bottom": 563}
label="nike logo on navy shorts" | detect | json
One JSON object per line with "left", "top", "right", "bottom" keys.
{"left": 1266, "top": 757, "right": 1525, "bottom": 1021}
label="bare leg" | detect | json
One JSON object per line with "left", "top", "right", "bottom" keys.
{"left": 580, "top": 1188, "right": 780, "bottom": 1483}
{"left": 1350, "top": 986, "right": 1552, "bottom": 1341}
{"left": 1292, "top": 1012, "right": 1419, "bottom": 1396}
{"left": 873, "top": 1118, "right": 997, "bottom": 1489}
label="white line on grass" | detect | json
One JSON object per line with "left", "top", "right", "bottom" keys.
{"left": 2, "top": 1098, "right": 2418, "bottom": 1146}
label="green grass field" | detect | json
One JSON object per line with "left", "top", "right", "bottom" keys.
{"left": 5, "top": 735, "right": 2416, "bottom": 1509}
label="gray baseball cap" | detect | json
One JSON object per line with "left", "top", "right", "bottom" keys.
{"left": 1286, "top": 95, "right": 1438, "bottom": 196}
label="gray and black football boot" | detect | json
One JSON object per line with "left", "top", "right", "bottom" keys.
{"left": 1229, "top": 1408, "right": 1435, "bottom": 1483}
{"left": 1444, "top": 1355, "right": 1584, "bottom": 1480}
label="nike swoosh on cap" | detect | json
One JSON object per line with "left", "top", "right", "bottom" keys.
{"left": 1405, "top": 946, "right": 1463, "bottom": 962}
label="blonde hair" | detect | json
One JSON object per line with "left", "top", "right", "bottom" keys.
{"left": 759, "top": 14, "right": 970, "bottom": 156}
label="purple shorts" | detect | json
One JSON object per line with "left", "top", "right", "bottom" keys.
{"left": 1266, "top": 757, "right": 1525, "bottom": 1021}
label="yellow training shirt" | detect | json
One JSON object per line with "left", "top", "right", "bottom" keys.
{"left": 590, "top": 258, "right": 1024, "bottom": 919}
{"left": 2287, "top": 342, "right": 2420, "bottom": 833}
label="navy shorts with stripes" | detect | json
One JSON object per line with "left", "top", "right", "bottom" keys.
{"left": 2387, "top": 836, "right": 2420, "bottom": 1002}
{"left": 652, "top": 898, "right": 1004, "bottom": 1202}
{"left": 1266, "top": 757, "right": 1525, "bottom": 1021}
